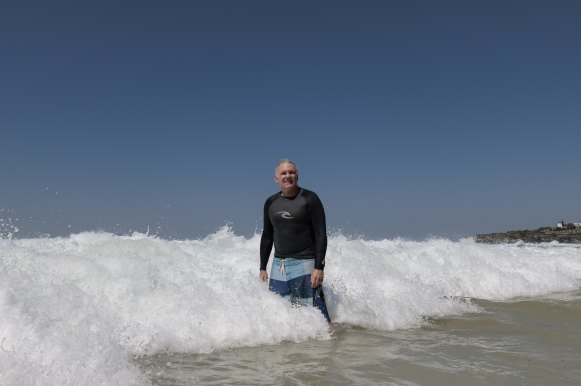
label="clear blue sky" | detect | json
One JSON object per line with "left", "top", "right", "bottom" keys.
{"left": 1, "top": 0, "right": 580, "bottom": 239}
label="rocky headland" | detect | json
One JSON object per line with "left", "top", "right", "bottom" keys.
{"left": 475, "top": 226, "right": 581, "bottom": 244}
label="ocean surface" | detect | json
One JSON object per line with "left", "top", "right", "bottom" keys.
{"left": 1, "top": 226, "right": 580, "bottom": 385}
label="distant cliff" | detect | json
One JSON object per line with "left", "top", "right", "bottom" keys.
{"left": 474, "top": 227, "right": 581, "bottom": 244}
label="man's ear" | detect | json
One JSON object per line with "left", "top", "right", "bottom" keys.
{"left": 273, "top": 176, "right": 279, "bottom": 184}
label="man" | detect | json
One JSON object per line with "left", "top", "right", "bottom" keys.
{"left": 260, "top": 159, "right": 331, "bottom": 323}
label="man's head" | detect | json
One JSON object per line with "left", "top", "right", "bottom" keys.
{"left": 274, "top": 159, "right": 299, "bottom": 193}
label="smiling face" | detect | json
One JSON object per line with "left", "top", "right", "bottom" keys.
{"left": 274, "top": 161, "right": 299, "bottom": 196}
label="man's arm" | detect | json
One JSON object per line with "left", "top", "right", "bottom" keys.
{"left": 305, "top": 191, "right": 327, "bottom": 270}
{"left": 260, "top": 197, "right": 275, "bottom": 276}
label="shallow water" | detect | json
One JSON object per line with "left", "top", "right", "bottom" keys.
{"left": 137, "top": 290, "right": 581, "bottom": 386}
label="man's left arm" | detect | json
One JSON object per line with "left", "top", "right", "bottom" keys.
{"left": 306, "top": 191, "right": 327, "bottom": 287}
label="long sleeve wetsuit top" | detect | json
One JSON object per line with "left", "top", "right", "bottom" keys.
{"left": 260, "top": 188, "right": 327, "bottom": 271}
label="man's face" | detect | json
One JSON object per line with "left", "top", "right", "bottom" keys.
{"left": 274, "top": 163, "right": 298, "bottom": 190}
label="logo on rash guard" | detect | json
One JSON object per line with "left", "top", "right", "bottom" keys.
{"left": 277, "top": 211, "right": 294, "bottom": 219}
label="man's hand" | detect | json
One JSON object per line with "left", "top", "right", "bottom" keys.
{"left": 259, "top": 270, "right": 269, "bottom": 282}
{"left": 311, "top": 269, "right": 324, "bottom": 288}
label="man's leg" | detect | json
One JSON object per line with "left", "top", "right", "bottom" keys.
{"left": 311, "top": 285, "right": 331, "bottom": 323}
{"left": 268, "top": 257, "right": 289, "bottom": 296}
{"left": 286, "top": 259, "right": 331, "bottom": 323}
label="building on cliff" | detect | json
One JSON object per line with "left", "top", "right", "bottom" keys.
{"left": 556, "top": 220, "right": 579, "bottom": 230}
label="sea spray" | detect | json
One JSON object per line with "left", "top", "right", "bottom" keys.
{"left": 0, "top": 229, "right": 328, "bottom": 385}
{"left": 1, "top": 227, "right": 580, "bottom": 385}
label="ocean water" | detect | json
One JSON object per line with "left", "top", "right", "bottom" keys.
{"left": 1, "top": 226, "right": 580, "bottom": 385}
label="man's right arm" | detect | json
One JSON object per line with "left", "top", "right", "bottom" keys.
{"left": 260, "top": 197, "right": 274, "bottom": 271}
{"left": 260, "top": 236, "right": 273, "bottom": 271}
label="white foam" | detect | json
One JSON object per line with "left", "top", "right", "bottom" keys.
{"left": 1, "top": 227, "right": 580, "bottom": 385}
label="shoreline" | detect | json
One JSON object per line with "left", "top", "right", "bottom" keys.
{"left": 474, "top": 227, "right": 581, "bottom": 244}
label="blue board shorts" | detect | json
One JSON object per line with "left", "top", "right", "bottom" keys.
{"left": 269, "top": 257, "right": 331, "bottom": 323}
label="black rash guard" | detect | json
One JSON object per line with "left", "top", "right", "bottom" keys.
{"left": 260, "top": 187, "right": 327, "bottom": 271}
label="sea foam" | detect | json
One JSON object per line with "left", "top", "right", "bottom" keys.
{"left": 1, "top": 227, "right": 580, "bottom": 385}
